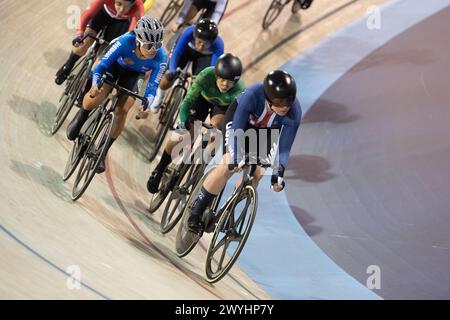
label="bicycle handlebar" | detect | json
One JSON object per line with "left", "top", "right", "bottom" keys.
{"left": 77, "top": 33, "right": 110, "bottom": 46}
{"left": 102, "top": 79, "right": 147, "bottom": 120}
{"left": 175, "top": 67, "right": 192, "bottom": 81}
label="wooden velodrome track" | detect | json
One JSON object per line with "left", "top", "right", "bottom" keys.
{"left": 0, "top": 0, "right": 386, "bottom": 299}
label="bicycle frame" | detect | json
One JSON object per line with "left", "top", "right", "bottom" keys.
{"left": 205, "top": 161, "right": 271, "bottom": 232}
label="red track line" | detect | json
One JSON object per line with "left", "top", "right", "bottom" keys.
{"left": 104, "top": 157, "right": 223, "bottom": 299}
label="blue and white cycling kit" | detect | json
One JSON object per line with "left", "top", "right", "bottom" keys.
{"left": 169, "top": 25, "right": 224, "bottom": 74}
{"left": 227, "top": 83, "right": 302, "bottom": 170}
{"left": 92, "top": 32, "right": 167, "bottom": 106}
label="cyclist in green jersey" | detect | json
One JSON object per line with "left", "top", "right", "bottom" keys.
{"left": 146, "top": 53, "right": 245, "bottom": 194}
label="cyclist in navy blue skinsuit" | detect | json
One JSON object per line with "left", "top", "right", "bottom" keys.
{"left": 148, "top": 18, "right": 224, "bottom": 113}
{"left": 186, "top": 70, "right": 302, "bottom": 235}
{"left": 66, "top": 16, "right": 167, "bottom": 174}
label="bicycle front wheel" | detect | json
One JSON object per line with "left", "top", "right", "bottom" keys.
{"left": 262, "top": 0, "right": 289, "bottom": 30}
{"left": 160, "top": 163, "right": 204, "bottom": 234}
{"left": 71, "top": 112, "right": 114, "bottom": 201}
{"left": 175, "top": 165, "right": 216, "bottom": 257}
{"left": 160, "top": 0, "right": 184, "bottom": 26}
{"left": 205, "top": 184, "right": 258, "bottom": 283}
{"left": 63, "top": 108, "right": 101, "bottom": 181}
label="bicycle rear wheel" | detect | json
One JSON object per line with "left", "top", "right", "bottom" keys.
{"left": 262, "top": 0, "right": 289, "bottom": 30}
{"left": 148, "top": 163, "right": 184, "bottom": 213}
{"left": 71, "top": 112, "right": 114, "bottom": 201}
{"left": 160, "top": 163, "right": 204, "bottom": 234}
{"left": 51, "top": 58, "right": 92, "bottom": 135}
{"left": 160, "top": 0, "right": 184, "bottom": 26}
{"left": 175, "top": 165, "right": 216, "bottom": 257}
{"left": 205, "top": 185, "right": 258, "bottom": 283}
{"left": 62, "top": 108, "right": 101, "bottom": 181}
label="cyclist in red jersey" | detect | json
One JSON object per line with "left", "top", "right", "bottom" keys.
{"left": 55, "top": 0, "right": 145, "bottom": 85}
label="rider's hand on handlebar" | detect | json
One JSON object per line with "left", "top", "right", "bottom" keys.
{"left": 271, "top": 166, "right": 286, "bottom": 192}
{"left": 271, "top": 182, "right": 284, "bottom": 192}
{"left": 228, "top": 160, "right": 245, "bottom": 173}
{"left": 89, "top": 84, "right": 103, "bottom": 98}
{"left": 72, "top": 35, "right": 85, "bottom": 47}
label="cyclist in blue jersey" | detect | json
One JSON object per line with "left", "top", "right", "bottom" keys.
{"left": 186, "top": 70, "right": 302, "bottom": 234}
{"left": 66, "top": 16, "right": 167, "bottom": 174}
{"left": 148, "top": 18, "right": 224, "bottom": 112}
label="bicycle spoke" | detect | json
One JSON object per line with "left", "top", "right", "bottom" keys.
{"left": 167, "top": 198, "right": 182, "bottom": 222}
{"left": 79, "top": 157, "right": 92, "bottom": 185}
{"left": 235, "top": 202, "right": 252, "bottom": 235}
{"left": 210, "top": 234, "right": 227, "bottom": 257}
{"left": 215, "top": 238, "right": 232, "bottom": 272}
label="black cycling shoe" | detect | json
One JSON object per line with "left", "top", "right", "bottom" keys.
{"left": 147, "top": 169, "right": 163, "bottom": 194}
{"left": 55, "top": 64, "right": 71, "bottom": 86}
{"left": 66, "top": 110, "right": 88, "bottom": 141}
{"left": 95, "top": 157, "right": 106, "bottom": 174}
{"left": 187, "top": 213, "right": 204, "bottom": 236}
{"left": 301, "top": 0, "right": 314, "bottom": 9}
{"left": 75, "top": 93, "right": 84, "bottom": 108}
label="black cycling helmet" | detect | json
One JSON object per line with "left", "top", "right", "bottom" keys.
{"left": 263, "top": 70, "right": 297, "bottom": 106}
{"left": 194, "top": 18, "right": 218, "bottom": 42}
{"left": 215, "top": 53, "right": 243, "bottom": 82}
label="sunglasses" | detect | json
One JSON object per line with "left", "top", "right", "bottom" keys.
{"left": 137, "top": 38, "right": 162, "bottom": 51}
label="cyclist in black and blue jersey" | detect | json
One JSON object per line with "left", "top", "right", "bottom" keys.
{"left": 148, "top": 18, "right": 224, "bottom": 112}
{"left": 186, "top": 70, "right": 302, "bottom": 234}
{"left": 65, "top": 16, "right": 167, "bottom": 174}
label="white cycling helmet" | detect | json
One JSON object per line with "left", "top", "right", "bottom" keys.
{"left": 134, "top": 16, "right": 164, "bottom": 45}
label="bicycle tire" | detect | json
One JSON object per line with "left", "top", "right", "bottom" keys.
{"left": 205, "top": 185, "right": 258, "bottom": 283}
{"left": 160, "top": 163, "right": 204, "bottom": 234}
{"left": 62, "top": 108, "right": 102, "bottom": 181}
{"left": 71, "top": 112, "right": 114, "bottom": 201}
{"left": 262, "top": 0, "right": 289, "bottom": 30}
{"left": 160, "top": 0, "right": 184, "bottom": 27}
{"left": 175, "top": 165, "right": 216, "bottom": 257}
{"left": 51, "top": 59, "right": 93, "bottom": 135}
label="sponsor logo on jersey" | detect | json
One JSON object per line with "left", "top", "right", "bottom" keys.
{"left": 123, "top": 57, "right": 135, "bottom": 65}
{"left": 103, "top": 41, "right": 121, "bottom": 60}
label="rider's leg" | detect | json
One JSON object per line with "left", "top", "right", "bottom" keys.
{"left": 148, "top": 72, "right": 174, "bottom": 113}
{"left": 95, "top": 95, "right": 134, "bottom": 173}
{"left": 184, "top": 4, "right": 200, "bottom": 24}
{"left": 187, "top": 100, "right": 237, "bottom": 231}
{"left": 66, "top": 83, "right": 112, "bottom": 140}
{"left": 187, "top": 152, "right": 234, "bottom": 232}
{"left": 95, "top": 66, "right": 139, "bottom": 172}
{"left": 112, "top": 96, "right": 135, "bottom": 139}
{"left": 55, "top": 28, "right": 97, "bottom": 85}
{"left": 147, "top": 96, "right": 210, "bottom": 193}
